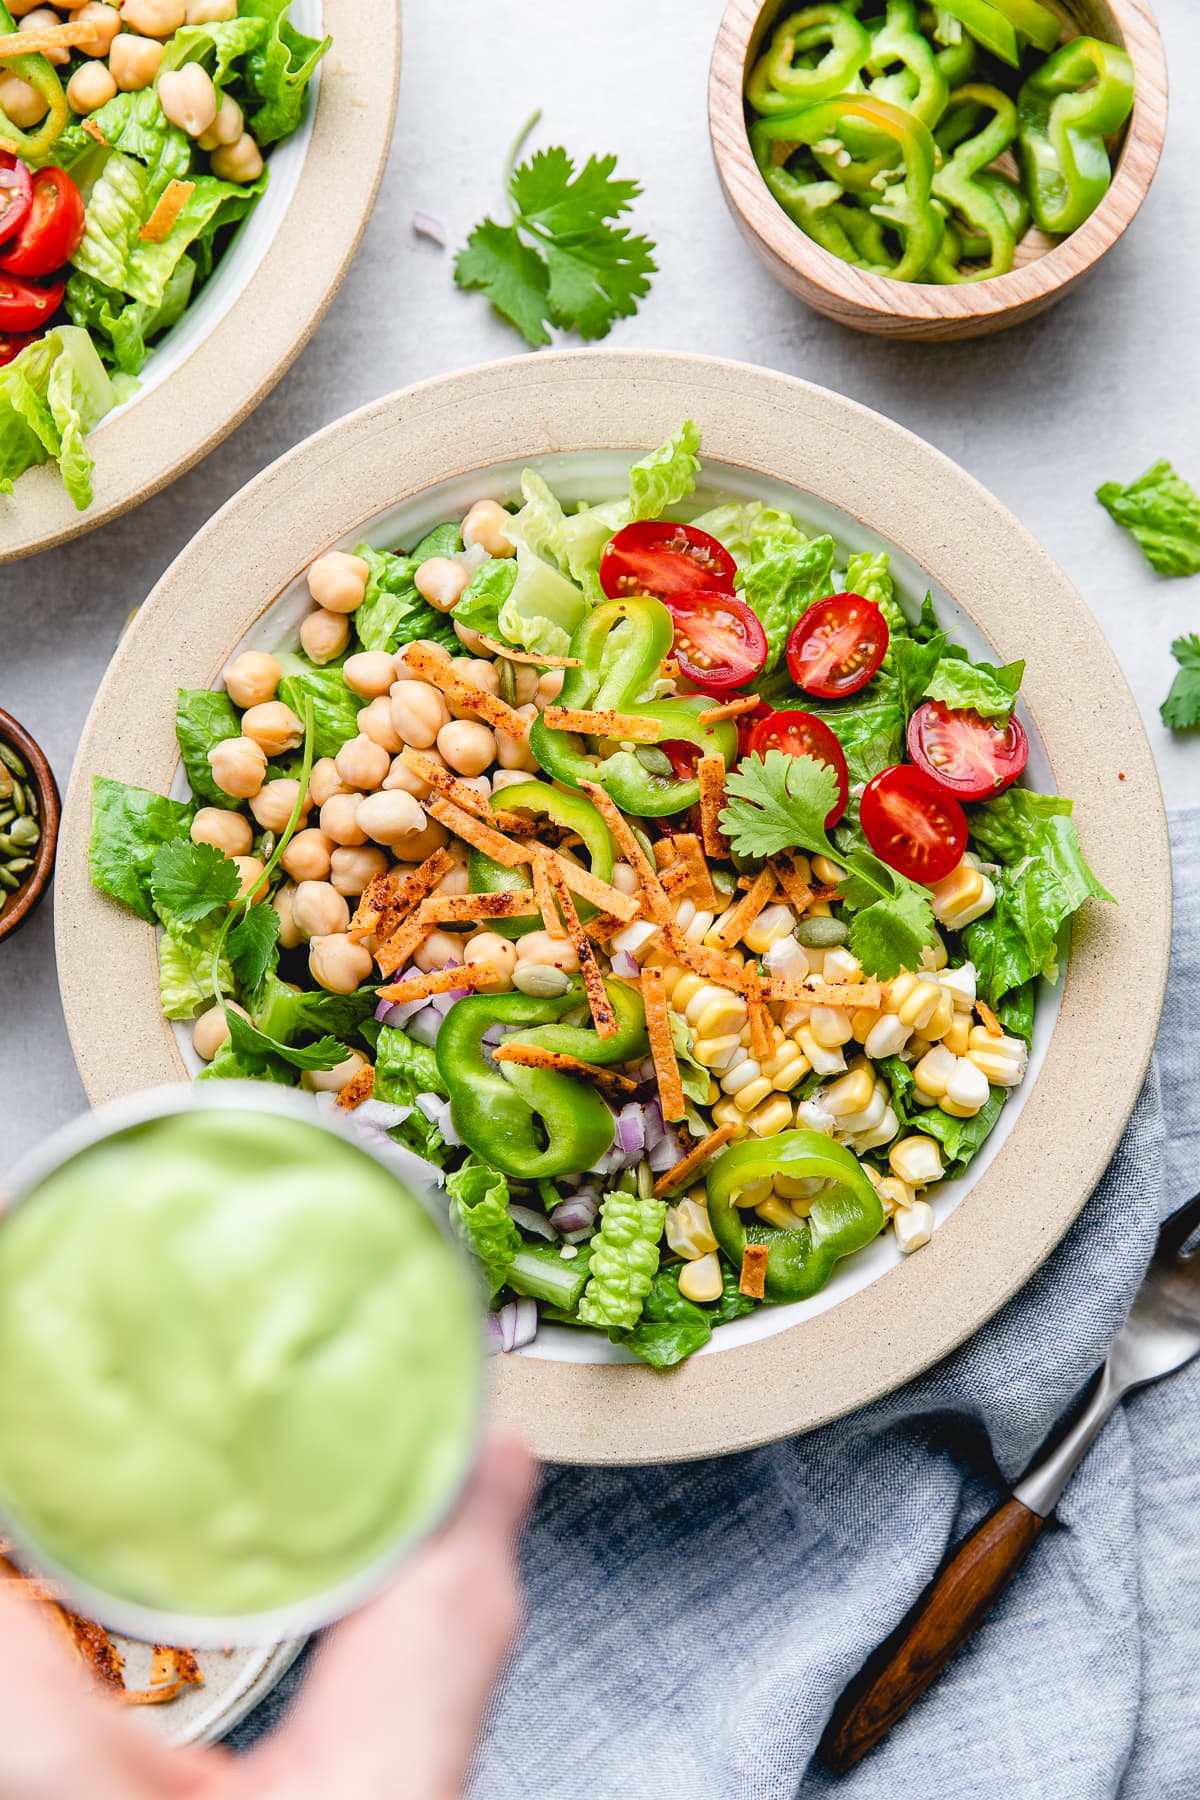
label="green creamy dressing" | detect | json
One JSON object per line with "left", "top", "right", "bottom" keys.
{"left": 0, "top": 1110, "right": 480, "bottom": 1618}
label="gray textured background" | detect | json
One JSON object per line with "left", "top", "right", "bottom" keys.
{"left": 1, "top": 0, "right": 1197, "bottom": 1162}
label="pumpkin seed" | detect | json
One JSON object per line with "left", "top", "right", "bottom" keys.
{"left": 0, "top": 867, "right": 18, "bottom": 891}
{"left": 5, "top": 857, "right": 31, "bottom": 876}
{"left": 794, "top": 915, "right": 848, "bottom": 948}
{"left": 512, "top": 963, "right": 572, "bottom": 999}
{"left": 0, "top": 764, "right": 11, "bottom": 802}
{"left": 0, "top": 743, "right": 26, "bottom": 778}
{"left": 10, "top": 781, "right": 24, "bottom": 816}
{"left": 10, "top": 816, "right": 39, "bottom": 849}
{"left": 0, "top": 809, "right": 13, "bottom": 830}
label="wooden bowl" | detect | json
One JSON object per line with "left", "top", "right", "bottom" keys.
{"left": 0, "top": 710, "right": 60, "bottom": 945}
{"left": 55, "top": 351, "right": 1169, "bottom": 1465}
{"left": 709, "top": 0, "right": 1168, "bottom": 340}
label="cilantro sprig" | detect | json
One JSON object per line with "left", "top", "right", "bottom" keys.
{"left": 455, "top": 114, "right": 656, "bottom": 347}
{"left": 1162, "top": 634, "right": 1200, "bottom": 732}
{"left": 719, "top": 751, "right": 935, "bottom": 980}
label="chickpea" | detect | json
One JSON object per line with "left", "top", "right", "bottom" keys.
{"left": 383, "top": 747, "right": 440, "bottom": 799}
{"left": 491, "top": 768, "right": 534, "bottom": 792}
{"left": 186, "top": 0, "right": 236, "bottom": 20}
{"left": 356, "top": 789, "right": 426, "bottom": 846}
{"left": 536, "top": 669, "right": 565, "bottom": 707}
{"left": 516, "top": 930, "right": 579, "bottom": 974}
{"left": 320, "top": 793, "right": 366, "bottom": 847}
{"left": 334, "top": 733, "right": 391, "bottom": 793}
{"left": 512, "top": 665, "right": 540, "bottom": 706}
{"left": 158, "top": 62, "right": 217, "bottom": 135}
{"left": 436, "top": 718, "right": 495, "bottom": 777}
{"left": 231, "top": 855, "right": 269, "bottom": 906}
{"left": 223, "top": 650, "right": 281, "bottom": 709}
{"left": 433, "top": 857, "right": 469, "bottom": 898}
{"left": 414, "top": 930, "right": 462, "bottom": 974}
{"left": 196, "top": 91, "right": 242, "bottom": 149}
{"left": 453, "top": 621, "right": 491, "bottom": 657}
{"left": 399, "top": 818, "right": 450, "bottom": 863}
{"left": 461, "top": 500, "right": 515, "bottom": 558}
{"left": 357, "top": 697, "right": 403, "bottom": 754}
{"left": 22, "top": 10, "right": 71, "bottom": 63}
{"left": 611, "top": 861, "right": 640, "bottom": 896}
{"left": 291, "top": 879, "right": 350, "bottom": 940}
{"left": 307, "top": 550, "right": 369, "bottom": 614}
{"left": 192, "top": 1001, "right": 248, "bottom": 1063}
{"left": 211, "top": 131, "right": 264, "bottom": 183}
{"left": 465, "top": 932, "right": 517, "bottom": 991}
{"left": 495, "top": 703, "right": 539, "bottom": 771}
{"left": 301, "top": 1050, "right": 370, "bottom": 1095}
{"left": 109, "top": 31, "right": 162, "bottom": 87}
{"left": 249, "top": 778, "right": 308, "bottom": 835}
{"left": 394, "top": 639, "right": 450, "bottom": 682}
{"left": 274, "top": 882, "right": 302, "bottom": 950}
{"left": 308, "top": 757, "right": 348, "bottom": 808}
{"left": 299, "top": 607, "right": 350, "bottom": 666}
{"left": 309, "top": 933, "right": 373, "bottom": 995}
{"left": 335, "top": 651, "right": 391, "bottom": 699}
{"left": 389, "top": 681, "right": 450, "bottom": 750}
{"left": 0, "top": 75, "right": 48, "bottom": 128}
{"left": 121, "top": 0, "right": 187, "bottom": 36}
{"left": 329, "top": 845, "right": 388, "bottom": 898}
{"left": 447, "top": 656, "right": 500, "bottom": 722}
{"left": 413, "top": 557, "right": 468, "bottom": 612}
{"left": 240, "top": 701, "right": 303, "bottom": 757}
{"left": 66, "top": 60, "right": 117, "bottom": 112}
{"left": 280, "top": 826, "right": 333, "bottom": 883}
{"left": 190, "top": 806, "right": 252, "bottom": 858}
{"left": 208, "top": 735, "right": 266, "bottom": 799}
{"left": 70, "top": 3, "right": 123, "bottom": 55}
{"left": 6, "top": 0, "right": 50, "bottom": 14}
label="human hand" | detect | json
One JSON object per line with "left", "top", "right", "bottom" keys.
{"left": 0, "top": 1429, "right": 535, "bottom": 1800}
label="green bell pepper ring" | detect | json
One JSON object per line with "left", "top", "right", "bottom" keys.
{"left": 434, "top": 980, "right": 646, "bottom": 1179}
{"left": 944, "top": 171, "right": 1029, "bottom": 265}
{"left": 990, "top": 0, "right": 1061, "bottom": 53}
{"left": 528, "top": 596, "right": 737, "bottom": 818}
{"left": 0, "top": 1, "right": 68, "bottom": 160}
{"left": 930, "top": 14, "right": 977, "bottom": 88}
{"left": 931, "top": 0, "right": 1020, "bottom": 66}
{"left": 468, "top": 780, "right": 615, "bottom": 941}
{"left": 862, "top": 0, "right": 949, "bottom": 129}
{"left": 928, "top": 84, "right": 1019, "bottom": 282}
{"left": 1017, "top": 37, "right": 1134, "bottom": 237}
{"left": 746, "top": 5, "right": 872, "bottom": 117}
{"left": 706, "top": 1129, "right": 884, "bottom": 1302}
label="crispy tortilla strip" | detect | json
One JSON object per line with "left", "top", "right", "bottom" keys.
{"left": 662, "top": 657, "right": 679, "bottom": 679}
{"left": 349, "top": 850, "right": 454, "bottom": 943}
{"left": 770, "top": 854, "right": 815, "bottom": 914}
{"left": 374, "top": 912, "right": 434, "bottom": 980}
{"left": 761, "top": 978, "right": 886, "bottom": 1010}
{"left": 739, "top": 1243, "right": 769, "bottom": 1300}
{"left": 475, "top": 635, "right": 581, "bottom": 668}
{"left": 81, "top": 117, "right": 107, "bottom": 145}
{"left": 743, "top": 965, "right": 774, "bottom": 1061}
{"left": 583, "top": 908, "right": 628, "bottom": 943}
{"left": 658, "top": 860, "right": 695, "bottom": 899}
{"left": 542, "top": 706, "right": 661, "bottom": 743}
{"left": 531, "top": 851, "right": 566, "bottom": 938}
{"left": 397, "top": 750, "right": 532, "bottom": 833}
{"left": 377, "top": 965, "right": 497, "bottom": 1004}
{"left": 0, "top": 20, "right": 98, "bottom": 55}
{"left": 579, "top": 778, "right": 671, "bottom": 918}
{"left": 428, "top": 795, "right": 528, "bottom": 867}
{"left": 708, "top": 866, "right": 775, "bottom": 949}
{"left": 807, "top": 884, "right": 844, "bottom": 905}
{"left": 335, "top": 1065, "right": 376, "bottom": 1112}
{"left": 491, "top": 1043, "right": 637, "bottom": 1103}
{"left": 698, "top": 755, "right": 728, "bottom": 858}
{"left": 671, "top": 833, "right": 722, "bottom": 912}
{"left": 652, "top": 1122, "right": 737, "bottom": 1199}
{"left": 640, "top": 964, "right": 685, "bottom": 1123}
{"left": 66, "top": 1613, "right": 128, "bottom": 1694}
{"left": 541, "top": 857, "right": 618, "bottom": 1037}
{"left": 416, "top": 891, "right": 538, "bottom": 924}
{"left": 664, "top": 920, "right": 745, "bottom": 986}
{"left": 548, "top": 852, "right": 638, "bottom": 921}
{"left": 138, "top": 178, "right": 195, "bottom": 244}
{"left": 977, "top": 1000, "right": 1004, "bottom": 1038}
{"left": 403, "top": 644, "right": 528, "bottom": 737}
{"left": 696, "top": 693, "right": 761, "bottom": 724}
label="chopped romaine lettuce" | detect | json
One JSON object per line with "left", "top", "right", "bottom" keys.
{"left": 89, "top": 776, "right": 192, "bottom": 923}
{"left": 447, "top": 1156, "right": 520, "bottom": 1298}
{"left": 352, "top": 544, "right": 458, "bottom": 654}
{"left": 0, "top": 328, "right": 122, "bottom": 510}
{"left": 1096, "top": 460, "right": 1200, "bottom": 577}
{"left": 175, "top": 687, "right": 242, "bottom": 805}
{"left": 239, "top": 0, "right": 330, "bottom": 145}
{"left": 276, "top": 653, "right": 361, "bottom": 760}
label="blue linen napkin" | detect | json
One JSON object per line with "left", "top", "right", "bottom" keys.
{"left": 233, "top": 811, "right": 1200, "bottom": 1800}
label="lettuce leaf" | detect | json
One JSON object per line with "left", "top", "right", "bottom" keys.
{"left": 56, "top": 89, "right": 191, "bottom": 181}
{"left": 67, "top": 257, "right": 197, "bottom": 377}
{"left": 253, "top": 971, "right": 379, "bottom": 1044}
{"left": 823, "top": 682, "right": 905, "bottom": 786}
{"left": 668, "top": 1013, "right": 714, "bottom": 1108}
{"left": 159, "top": 14, "right": 268, "bottom": 85}
{"left": 0, "top": 327, "right": 121, "bottom": 510}
{"left": 627, "top": 420, "right": 701, "bottom": 520}
{"left": 925, "top": 655, "right": 1024, "bottom": 720}
{"left": 352, "top": 544, "right": 458, "bottom": 654}
{"left": 1096, "top": 460, "right": 1200, "bottom": 577}
{"left": 276, "top": 653, "right": 360, "bottom": 759}
{"left": 446, "top": 1156, "right": 520, "bottom": 1298}
{"left": 845, "top": 549, "right": 908, "bottom": 638}
{"left": 919, "top": 1088, "right": 1007, "bottom": 1174}
{"left": 375, "top": 1026, "right": 447, "bottom": 1105}
{"left": 452, "top": 557, "right": 517, "bottom": 639}
{"left": 617, "top": 1265, "right": 714, "bottom": 1367}
{"left": 176, "top": 687, "right": 243, "bottom": 804}
{"left": 159, "top": 919, "right": 232, "bottom": 1021}
{"left": 741, "top": 533, "right": 837, "bottom": 672}
{"left": 496, "top": 544, "right": 588, "bottom": 660}
{"left": 239, "top": 0, "right": 330, "bottom": 145}
{"left": 89, "top": 776, "right": 191, "bottom": 923}
{"left": 690, "top": 501, "right": 804, "bottom": 563}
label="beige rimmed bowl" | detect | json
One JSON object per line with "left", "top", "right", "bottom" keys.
{"left": 709, "top": 0, "right": 1168, "bottom": 340}
{"left": 57, "top": 350, "right": 1170, "bottom": 1470}
{"left": 0, "top": 0, "right": 400, "bottom": 564}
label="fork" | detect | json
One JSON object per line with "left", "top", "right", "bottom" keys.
{"left": 820, "top": 1189, "right": 1200, "bottom": 1774}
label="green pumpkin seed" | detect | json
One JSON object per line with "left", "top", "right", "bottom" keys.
{"left": 0, "top": 765, "right": 11, "bottom": 802}
{"left": 5, "top": 857, "right": 31, "bottom": 876}
{"left": 635, "top": 746, "right": 673, "bottom": 777}
{"left": 511, "top": 962, "right": 572, "bottom": 999}
{"left": 10, "top": 782, "right": 24, "bottom": 816}
{"left": 0, "top": 867, "right": 18, "bottom": 891}
{"left": 0, "top": 809, "right": 13, "bottom": 830}
{"left": 10, "top": 816, "right": 39, "bottom": 849}
{"left": 0, "top": 834, "right": 14, "bottom": 856}
{"left": 795, "top": 915, "right": 848, "bottom": 948}
{"left": 498, "top": 658, "right": 517, "bottom": 707}
{"left": 0, "top": 743, "right": 26, "bottom": 778}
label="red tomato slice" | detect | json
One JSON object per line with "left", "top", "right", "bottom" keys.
{"left": 0, "top": 331, "right": 34, "bottom": 369}
{"left": 0, "top": 273, "right": 64, "bottom": 333}
{"left": 747, "top": 708, "right": 849, "bottom": 826}
{"left": 600, "top": 521, "right": 737, "bottom": 599}
{"left": 0, "top": 167, "right": 86, "bottom": 278}
{"left": 665, "top": 589, "right": 767, "bottom": 695}
{"left": 659, "top": 740, "right": 701, "bottom": 781}
{"left": 907, "top": 700, "right": 1028, "bottom": 800}
{"left": 0, "top": 154, "right": 32, "bottom": 248}
{"left": 860, "top": 765, "right": 967, "bottom": 885}
{"left": 785, "top": 592, "right": 889, "bottom": 699}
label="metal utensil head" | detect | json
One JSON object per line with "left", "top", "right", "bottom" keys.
{"left": 1110, "top": 1190, "right": 1200, "bottom": 1396}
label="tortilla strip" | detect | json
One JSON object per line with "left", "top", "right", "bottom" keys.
{"left": 397, "top": 750, "right": 532, "bottom": 833}
{"left": 739, "top": 1243, "right": 769, "bottom": 1301}
{"left": 708, "top": 867, "right": 776, "bottom": 949}
{"left": 541, "top": 857, "right": 618, "bottom": 1037}
{"left": 578, "top": 779, "right": 671, "bottom": 918}
{"left": 531, "top": 851, "right": 566, "bottom": 938}
{"left": 475, "top": 635, "right": 582, "bottom": 668}
{"left": 81, "top": 117, "right": 107, "bottom": 145}
{"left": 671, "top": 833, "right": 722, "bottom": 912}
{"left": 335, "top": 1066, "right": 377, "bottom": 1112}
{"left": 697, "top": 756, "right": 728, "bottom": 858}
{"left": 652, "top": 1122, "right": 738, "bottom": 1199}
{"left": 761, "top": 978, "right": 886, "bottom": 1010}
{"left": 491, "top": 1043, "right": 637, "bottom": 1103}
{"left": 658, "top": 860, "right": 695, "bottom": 899}
{"left": 403, "top": 644, "right": 529, "bottom": 737}
{"left": 374, "top": 912, "right": 434, "bottom": 980}
{"left": 977, "top": 1001, "right": 1004, "bottom": 1038}
{"left": 640, "top": 965, "right": 685, "bottom": 1123}
{"left": 139, "top": 178, "right": 195, "bottom": 244}
{"left": 769, "top": 854, "right": 815, "bottom": 914}
{"left": 349, "top": 849, "right": 454, "bottom": 943}
{"left": 428, "top": 795, "right": 528, "bottom": 867}
{"left": 416, "top": 891, "right": 538, "bottom": 924}
{"left": 696, "top": 693, "right": 761, "bottom": 724}
{"left": 542, "top": 706, "right": 661, "bottom": 743}
{"left": 663, "top": 919, "right": 745, "bottom": 986}
{"left": 583, "top": 908, "right": 628, "bottom": 943}
{"left": 743, "top": 965, "right": 774, "bottom": 1061}
{"left": 0, "top": 20, "right": 98, "bottom": 55}
{"left": 377, "top": 965, "right": 498, "bottom": 1004}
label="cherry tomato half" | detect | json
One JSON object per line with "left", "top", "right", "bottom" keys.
{"left": 659, "top": 740, "right": 701, "bottom": 781}
{"left": 0, "top": 167, "right": 85, "bottom": 278}
{"left": 0, "top": 332, "right": 34, "bottom": 369}
{"left": 600, "top": 521, "right": 737, "bottom": 600}
{"left": 0, "top": 154, "right": 32, "bottom": 248}
{"left": 860, "top": 765, "right": 967, "bottom": 886}
{"left": 785, "top": 592, "right": 889, "bottom": 699}
{"left": 907, "top": 700, "right": 1028, "bottom": 801}
{"left": 0, "top": 273, "right": 64, "bottom": 333}
{"left": 747, "top": 708, "right": 849, "bottom": 827}
{"left": 665, "top": 589, "right": 767, "bottom": 695}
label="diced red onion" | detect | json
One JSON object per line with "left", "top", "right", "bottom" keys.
{"left": 497, "top": 1301, "right": 518, "bottom": 1353}
{"left": 428, "top": 964, "right": 469, "bottom": 1017}
{"left": 484, "top": 1311, "right": 505, "bottom": 1357}
{"left": 507, "top": 1203, "right": 558, "bottom": 1241}
{"left": 482, "top": 1023, "right": 508, "bottom": 1047}
{"left": 511, "top": 1296, "right": 538, "bottom": 1350}
{"left": 648, "top": 1126, "right": 679, "bottom": 1173}
{"left": 354, "top": 1099, "right": 414, "bottom": 1132}
{"left": 406, "top": 1005, "right": 442, "bottom": 1047}
{"left": 563, "top": 1226, "right": 594, "bottom": 1245}
{"left": 615, "top": 1103, "right": 645, "bottom": 1156}
{"left": 633, "top": 1056, "right": 657, "bottom": 1084}
{"left": 416, "top": 1092, "right": 461, "bottom": 1146}
{"left": 549, "top": 1193, "right": 599, "bottom": 1235}
{"left": 412, "top": 209, "right": 447, "bottom": 245}
{"left": 610, "top": 949, "right": 640, "bottom": 979}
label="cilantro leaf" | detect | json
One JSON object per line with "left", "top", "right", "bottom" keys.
{"left": 542, "top": 225, "right": 655, "bottom": 342}
{"left": 848, "top": 886, "right": 934, "bottom": 981}
{"left": 509, "top": 148, "right": 641, "bottom": 236}
{"left": 719, "top": 749, "right": 839, "bottom": 862}
{"left": 150, "top": 839, "right": 240, "bottom": 928}
{"left": 454, "top": 218, "right": 553, "bottom": 348}
{"left": 226, "top": 1009, "right": 346, "bottom": 1074}
{"left": 1097, "top": 460, "right": 1200, "bottom": 577}
{"left": 227, "top": 904, "right": 281, "bottom": 994}
{"left": 1161, "top": 634, "right": 1200, "bottom": 731}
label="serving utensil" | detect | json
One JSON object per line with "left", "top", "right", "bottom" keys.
{"left": 820, "top": 1187, "right": 1200, "bottom": 1773}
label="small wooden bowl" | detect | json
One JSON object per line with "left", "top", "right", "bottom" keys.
{"left": 709, "top": 0, "right": 1168, "bottom": 339}
{"left": 0, "top": 711, "right": 61, "bottom": 945}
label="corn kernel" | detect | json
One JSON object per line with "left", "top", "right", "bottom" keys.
{"left": 796, "top": 1096, "right": 836, "bottom": 1136}
{"left": 923, "top": 991, "right": 955, "bottom": 1042}
{"left": 692, "top": 1032, "right": 743, "bottom": 1070}
{"left": 658, "top": 961, "right": 685, "bottom": 999}
{"left": 942, "top": 1013, "right": 971, "bottom": 1057}
{"left": 732, "top": 1175, "right": 773, "bottom": 1208}
{"left": 712, "top": 1096, "right": 750, "bottom": 1142}
{"left": 763, "top": 1048, "right": 810, "bottom": 1091}
{"left": 775, "top": 1173, "right": 825, "bottom": 1208}
{"left": 966, "top": 1028, "right": 1027, "bottom": 1087}
{"left": 763, "top": 935, "right": 808, "bottom": 980}
{"left": 734, "top": 1075, "right": 774, "bottom": 1113}
{"left": 930, "top": 861, "right": 994, "bottom": 930}
{"left": 823, "top": 1064, "right": 875, "bottom": 1118}
{"left": 743, "top": 902, "right": 796, "bottom": 953}
{"left": 812, "top": 854, "right": 844, "bottom": 885}
{"left": 945, "top": 1057, "right": 990, "bottom": 1112}
{"left": 744, "top": 1092, "right": 794, "bottom": 1137}
{"left": 897, "top": 978, "right": 942, "bottom": 1032}
{"left": 848, "top": 1101, "right": 898, "bottom": 1155}
{"left": 894, "top": 1201, "right": 934, "bottom": 1254}
{"left": 864, "top": 1013, "right": 911, "bottom": 1060}
{"left": 913, "top": 1044, "right": 957, "bottom": 1100}
{"left": 755, "top": 1195, "right": 804, "bottom": 1231}
{"left": 795, "top": 1026, "right": 847, "bottom": 1076}
{"left": 665, "top": 1197, "right": 719, "bottom": 1260}
{"left": 781, "top": 1001, "right": 811, "bottom": 1034}
{"left": 721, "top": 1058, "right": 764, "bottom": 1098}
{"left": 838, "top": 1080, "right": 889, "bottom": 1137}
{"left": 684, "top": 908, "right": 715, "bottom": 942}
{"left": 877, "top": 1175, "right": 914, "bottom": 1217}
{"left": 809, "top": 1005, "right": 854, "bottom": 1049}
{"left": 888, "top": 971, "right": 920, "bottom": 1009}
{"left": 693, "top": 993, "right": 748, "bottom": 1038}
{"left": 678, "top": 1252, "right": 723, "bottom": 1302}
{"left": 822, "top": 948, "right": 862, "bottom": 985}
{"left": 672, "top": 972, "right": 706, "bottom": 1013}
{"left": 790, "top": 853, "right": 813, "bottom": 883}
{"left": 920, "top": 930, "right": 949, "bottom": 972}
{"left": 807, "top": 900, "right": 832, "bottom": 918}
{"left": 889, "top": 1135, "right": 944, "bottom": 1187}
{"left": 939, "top": 964, "right": 977, "bottom": 1010}
{"left": 851, "top": 1006, "right": 880, "bottom": 1044}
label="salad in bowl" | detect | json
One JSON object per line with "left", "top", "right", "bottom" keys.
{"left": 88, "top": 423, "right": 1111, "bottom": 1368}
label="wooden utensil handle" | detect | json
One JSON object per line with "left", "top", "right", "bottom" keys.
{"left": 818, "top": 1497, "right": 1046, "bottom": 1774}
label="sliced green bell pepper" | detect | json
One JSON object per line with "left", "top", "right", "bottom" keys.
{"left": 991, "top": 0, "right": 1061, "bottom": 54}
{"left": 706, "top": 1129, "right": 884, "bottom": 1302}
{"left": 946, "top": 171, "right": 1029, "bottom": 264}
{"left": 1017, "top": 36, "right": 1134, "bottom": 236}
{"left": 468, "top": 780, "right": 615, "bottom": 940}
{"left": 929, "top": 84, "right": 1019, "bottom": 282}
{"left": 863, "top": 0, "right": 949, "bottom": 128}
{"left": 746, "top": 5, "right": 872, "bottom": 117}
{"left": 932, "top": 0, "right": 1020, "bottom": 67}
{"left": 0, "top": 1, "right": 68, "bottom": 160}
{"left": 528, "top": 596, "right": 737, "bottom": 818}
